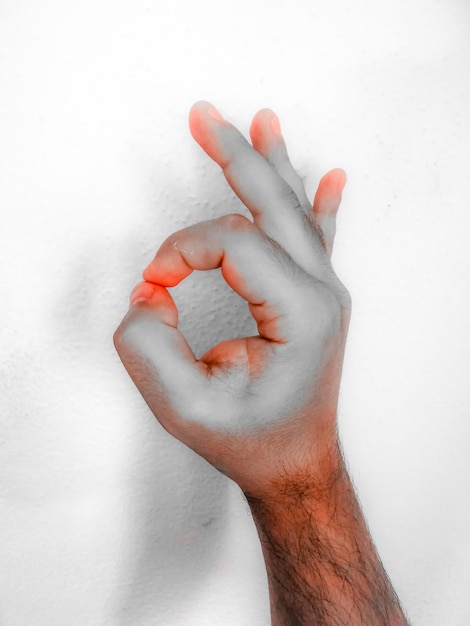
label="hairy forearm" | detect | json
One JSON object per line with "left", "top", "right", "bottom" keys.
{"left": 244, "top": 439, "right": 408, "bottom": 626}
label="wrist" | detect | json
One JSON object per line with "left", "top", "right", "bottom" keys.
{"left": 243, "top": 438, "right": 409, "bottom": 626}
{"left": 242, "top": 424, "right": 343, "bottom": 508}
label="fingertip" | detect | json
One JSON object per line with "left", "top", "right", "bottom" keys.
{"left": 323, "top": 168, "right": 347, "bottom": 193}
{"left": 129, "top": 281, "right": 178, "bottom": 326}
{"left": 269, "top": 112, "right": 281, "bottom": 135}
{"left": 250, "top": 108, "right": 283, "bottom": 156}
{"left": 189, "top": 101, "right": 209, "bottom": 143}
{"left": 142, "top": 263, "right": 158, "bottom": 283}
{"left": 189, "top": 101, "right": 226, "bottom": 163}
{"left": 130, "top": 280, "right": 167, "bottom": 306}
{"left": 130, "top": 280, "right": 155, "bottom": 305}
{"left": 143, "top": 255, "right": 192, "bottom": 288}
{"left": 190, "top": 100, "right": 212, "bottom": 112}
{"left": 189, "top": 100, "right": 223, "bottom": 126}
{"left": 250, "top": 107, "right": 277, "bottom": 129}
{"left": 333, "top": 168, "right": 347, "bottom": 191}
{"left": 313, "top": 169, "right": 347, "bottom": 216}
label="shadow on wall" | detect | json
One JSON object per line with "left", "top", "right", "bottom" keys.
{"left": 51, "top": 167, "right": 257, "bottom": 621}
{"left": 111, "top": 423, "right": 230, "bottom": 625}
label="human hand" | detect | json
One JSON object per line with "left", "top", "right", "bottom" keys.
{"left": 114, "top": 102, "right": 351, "bottom": 496}
{"left": 113, "top": 111, "right": 410, "bottom": 625}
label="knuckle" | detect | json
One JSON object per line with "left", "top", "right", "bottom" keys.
{"left": 113, "top": 325, "right": 123, "bottom": 352}
{"left": 218, "top": 212, "right": 252, "bottom": 232}
{"left": 113, "top": 320, "right": 134, "bottom": 357}
{"left": 113, "top": 311, "right": 149, "bottom": 356}
{"left": 298, "top": 279, "right": 343, "bottom": 336}
{"left": 113, "top": 317, "right": 133, "bottom": 355}
{"left": 283, "top": 185, "right": 302, "bottom": 211}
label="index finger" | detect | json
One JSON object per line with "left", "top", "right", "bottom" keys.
{"left": 143, "top": 214, "right": 319, "bottom": 344}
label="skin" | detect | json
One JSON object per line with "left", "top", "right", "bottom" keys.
{"left": 114, "top": 102, "right": 408, "bottom": 625}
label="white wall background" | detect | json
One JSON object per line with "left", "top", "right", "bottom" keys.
{"left": 1, "top": 0, "right": 469, "bottom": 624}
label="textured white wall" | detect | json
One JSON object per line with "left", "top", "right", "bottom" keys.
{"left": 1, "top": 0, "right": 469, "bottom": 624}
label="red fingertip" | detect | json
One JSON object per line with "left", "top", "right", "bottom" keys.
{"left": 143, "top": 260, "right": 192, "bottom": 287}
{"left": 249, "top": 119, "right": 264, "bottom": 150}
{"left": 207, "top": 105, "right": 223, "bottom": 121}
{"left": 189, "top": 101, "right": 227, "bottom": 165}
{"left": 328, "top": 168, "right": 347, "bottom": 192}
{"left": 270, "top": 114, "right": 281, "bottom": 135}
{"left": 313, "top": 169, "right": 347, "bottom": 223}
{"left": 129, "top": 281, "right": 179, "bottom": 326}
{"left": 130, "top": 281, "right": 158, "bottom": 305}
{"left": 142, "top": 264, "right": 157, "bottom": 282}
{"left": 250, "top": 109, "right": 284, "bottom": 160}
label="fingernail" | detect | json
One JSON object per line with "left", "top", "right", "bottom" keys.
{"left": 207, "top": 105, "right": 224, "bottom": 121}
{"left": 130, "top": 281, "right": 155, "bottom": 305}
{"left": 270, "top": 113, "right": 281, "bottom": 135}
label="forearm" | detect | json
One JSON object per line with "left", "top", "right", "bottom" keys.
{"left": 244, "top": 438, "right": 408, "bottom": 626}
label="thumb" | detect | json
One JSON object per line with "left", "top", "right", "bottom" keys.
{"left": 113, "top": 281, "right": 209, "bottom": 434}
